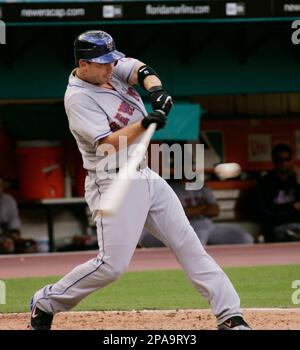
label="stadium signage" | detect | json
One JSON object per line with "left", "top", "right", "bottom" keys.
{"left": 0, "top": 1, "right": 299, "bottom": 24}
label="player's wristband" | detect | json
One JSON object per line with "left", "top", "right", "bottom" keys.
{"left": 148, "top": 85, "right": 164, "bottom": 94}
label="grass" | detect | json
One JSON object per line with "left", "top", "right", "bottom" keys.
{"left": 0, "top": 265, "right": 299, "bottom": 313}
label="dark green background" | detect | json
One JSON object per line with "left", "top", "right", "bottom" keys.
{"left": 0, "top": 21, "right": 299, "bottom": 139}
{"left": 0, "top": 21, "right": 299, "bottom": 100}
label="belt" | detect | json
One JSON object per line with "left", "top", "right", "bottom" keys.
{"left": 106, "top": 168, "right": 120, "bottom": 174}
{"left": 87, "top": 168, "right": 119, "bottom": 177}
{"left": 88, "top": 163, "right": 146, "bottom": 177}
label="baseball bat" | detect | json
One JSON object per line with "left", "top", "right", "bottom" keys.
{"left": 97, "top": 122, "right": 157, "bottom": 216}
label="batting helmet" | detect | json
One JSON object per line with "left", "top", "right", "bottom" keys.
{"left": 74, "top": 30, "right": 125, "bottom": 65}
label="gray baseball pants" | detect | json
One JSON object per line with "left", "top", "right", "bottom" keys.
{"left": 32, "top": 167, "right": 242, "bottom": 324}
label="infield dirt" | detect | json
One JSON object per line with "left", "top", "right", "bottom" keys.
{"left": 0, "top": 308, "right": 299, "bottom": 330}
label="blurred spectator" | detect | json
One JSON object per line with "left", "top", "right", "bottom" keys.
{"left": 0, "top": 174, "right": 22, "bottom": 253}
{"left": 256, "top": 143, "right": 300, "bottom": 242}
{"left": 0, "top": 174, "right": 37, "bottom": 254}
{"left": 140, "top": 181, "right": 254, "bottom": 247}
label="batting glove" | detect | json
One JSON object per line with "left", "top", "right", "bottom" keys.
{"left": 141, "top": 111, "right": 167, "bottom": 130}
{"left": 149, "top": 86, "right": 173, "bottom": 116}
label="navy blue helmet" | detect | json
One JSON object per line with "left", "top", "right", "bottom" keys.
{"left": 74, "top": 30, "right": 125, "bottom": 65}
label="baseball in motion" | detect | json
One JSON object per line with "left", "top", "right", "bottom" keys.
{"left": 214, "top": 162, "right": 242, "bottom": 180}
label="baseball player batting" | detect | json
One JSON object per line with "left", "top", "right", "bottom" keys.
{"left": 29, "top": 30, "right": 251, "bottom": 330}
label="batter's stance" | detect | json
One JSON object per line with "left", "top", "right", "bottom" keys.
{"left": 30, "top": 30, "right": 250, "bottom": 330}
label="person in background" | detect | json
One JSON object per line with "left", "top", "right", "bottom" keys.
{"left": 256, "top": 143, "right": 300, "bottom": 242}
{"left": 0, "top": 174, "right": 22, "bottom": 253}
{"left": 140, "top": 181, "right": 254, "bottom": 247}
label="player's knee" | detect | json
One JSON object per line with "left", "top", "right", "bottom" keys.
{"left": 106, "top": 263, "right": 127, "bottom": 281}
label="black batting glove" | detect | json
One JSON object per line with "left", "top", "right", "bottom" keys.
{"left": 141, "top": 111, "right": 167, "bottom": 131}
{"left": 149, "top": 86, "right": 173, "bottom": 116}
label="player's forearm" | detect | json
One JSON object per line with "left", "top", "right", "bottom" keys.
{"left": 143, "top": 75, "right": 162, "bottom": 90}
{"left": 129, "top": 61, "right": 172, "bottom": 117}
{"left": 129, "top": 62, "right": 162, "bottom": 90}
{"left": 97, "top": 121, "right": 145, "bottom": 151}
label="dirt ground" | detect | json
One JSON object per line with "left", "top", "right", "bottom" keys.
{"left": 0, "top": 309, "right": 299, "bottom": 330}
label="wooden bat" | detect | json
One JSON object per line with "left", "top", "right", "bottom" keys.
{"left": 97, "top": 123, "right": 157, "bottom": 216}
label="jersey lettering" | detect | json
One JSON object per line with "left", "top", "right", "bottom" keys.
{"left": 115, "top": 113, "right": 130, "bottom": 126}
{"left": 118, "top": 101, "right": 134, "bottom": 115}
{"left": 109, "top": 121, "right": 122, "bottom": 132}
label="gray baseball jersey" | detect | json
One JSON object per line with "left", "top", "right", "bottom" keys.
{"left": 65, "top": 58, "right": 147, "bottom": 173}
{"left": 32, "top": 57, "right": 243, "bottom": 326}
